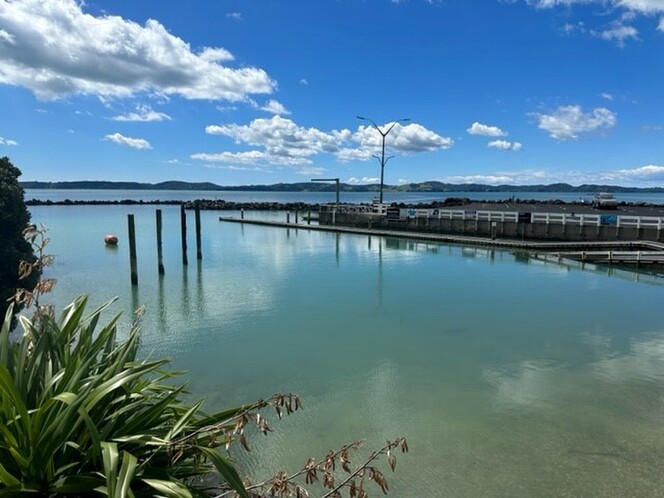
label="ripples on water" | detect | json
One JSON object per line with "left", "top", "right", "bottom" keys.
{"left": 28, "top": 204, "right": 664, "bottom": 497}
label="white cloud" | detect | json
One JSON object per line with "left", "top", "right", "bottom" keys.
{"left": 0, "top": 0, "right": 274, "bottom": 101}
{"left": 202, "top": 116, "right": 351, "bottom": 166}
{"left": 226, "top": 12, "right": 243, "bottom": 20}
{"left": 348, "top": 176, "right": 380, "bottom": 184}
{"left": 0, "top": 136, "right": 18, "bottom": 146}
{"left": 597, "top": 23, "right": 639, "bottom": 45}
{"left": 528, "top": 0, "right": 664, "bottom": 13}
{"left": 488, "top": 140, "right": 523, "bottom": 151}
{"left": 296, "top": 166, "right": 326, "bottom": 176}
{"left": 341, "top": 122, "right": 453, "bottom": 161}
{"left": 467, "top": 121, "right": 507, "bottom": 137}
{"left": 194, "top": 117, "right": 452, "bottom": 170}
{"left": 166, "top": 159, "right": 179, "bottom": 164}
{"left": 441, "top": 170, "right": 557, "bottom": 185}
{"left": 600, "top": 92, "right": 614, "bottom": 101}
{"left": 518, "top": 0, "right": 664, "bottom": 42}
{"left": 535, "top": 105, "right": 616, "bottom": 140}
{"left": 112, "top": 104, "right": 171, "bottom": 122}
{"left": 300, "top": 78, "right": 309, "bottom": 85}
{"left": 254, "top": 99, "right": 290, "bottom": 115}
{"left": 104, "top": 132, "right": 151, "bottom": 149}
{"left": 658, "top": 16, "right": 664, "bottom": 29}
{"left": 600, "top": 164, "right": 664, "bottom": 184}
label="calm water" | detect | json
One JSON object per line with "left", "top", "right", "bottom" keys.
{"left": 24, "top": 188, "right": 664, "bottom": 205}
{"left": 27, "top": 204, "right": 664, "bottom": 497}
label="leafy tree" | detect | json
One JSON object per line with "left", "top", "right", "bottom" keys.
{"left": 0, "top": 157, "right": 38, "bottom": 322}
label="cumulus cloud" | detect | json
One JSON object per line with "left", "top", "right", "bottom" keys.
{"left": 527, "top": 0, "right": 664, "bottom": 13}
{"left": 104, "top": 132, "right": 151, "bottom": 149}
{"left": 0, "top": 0, "right": 274, "bottom": 101}
{"left": 252, "top": 99, "right": 290, "bottom": 115}
{"left": 348, "top": 176, "right": 380, "bottom": 184}
{"left": 467, "top": 121, "right": 507, "bottom": 137}
{"left": 226, "top": 12, "right": 243, "bottom": 20}
{"left": 193, "top": 117, "right": 452, "bottom": 171}
{"left": 598, "top": 23, "right": 639, "bottom": 45}
{"left": 600, "top": 164, "right": 664, "bottom": 184}
{"left": 340, "top": 122, "right": 453, "bottom": 161}
{"left": 0, "top": 136, "right": 18, "bottom": 146}
{"left": 296, "top": 166, "right": 326, "bottom": 176}
{"left": 535, "top": 105, "right": 616, "bottom": 140}
{"left": 659, "top": 16, "right": 664, "bottom": 30}
{"left": 112, "top": 104, "right": 171, "bottom": 122}
{"left": 600, "top": 92, "right": 614, "bottom": 100}
{"left": 488, "top": 140, "right": 523, "bottom": 151}
{"left": 517, "top": 0, "right": 664, "bottom": 42}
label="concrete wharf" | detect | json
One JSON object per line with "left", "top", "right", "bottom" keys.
{"left": 219, "top": 216, "right": 664, "bottom": 268}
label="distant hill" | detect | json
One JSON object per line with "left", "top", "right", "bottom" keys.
{"left": 20, "top": 180, "right": 664, "bottom": 193}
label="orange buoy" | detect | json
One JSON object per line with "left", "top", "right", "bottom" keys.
{"left": 104, "top": 234, "right": 118, "bottom": 246}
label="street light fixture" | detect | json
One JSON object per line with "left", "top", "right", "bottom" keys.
{"left": 356, "top": 115, "right": 411, "bottom": 204}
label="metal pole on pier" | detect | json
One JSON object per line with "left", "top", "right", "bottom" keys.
{"left": 180, "top": 203, "right": 188, "bottom": 265}
{"left": 195, "top": 201, "right": 202, "bottom": 261}
{"left": 127, "top": 214, "right": 138, "bottom": 285}
{"left": 156, "top": 209, "right": 165, "bottom": 275}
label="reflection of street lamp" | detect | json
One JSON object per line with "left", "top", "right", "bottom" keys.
{"left": 357, "top": 116, "right": 411, "bottom": 204}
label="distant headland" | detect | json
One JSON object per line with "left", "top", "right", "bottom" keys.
{"left": 20, "top": 180, "right": 664, "bottom": 194}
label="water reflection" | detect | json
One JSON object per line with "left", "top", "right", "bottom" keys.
{"left": 28, "top": 205, "right": 664, "bottom": 497}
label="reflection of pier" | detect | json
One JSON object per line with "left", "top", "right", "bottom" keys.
{"left": 219, "top": 216, "right": 664, "bottom": 272}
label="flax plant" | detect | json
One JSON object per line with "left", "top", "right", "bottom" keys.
{"left": 1, "top": 226, "right": 408, "bottom": 497}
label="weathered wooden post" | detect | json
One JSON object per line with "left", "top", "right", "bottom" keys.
{"left": 287, "top": 212, "right": 290, "bottom": 224}
{"left": 156, "top": 209, "right": 165, "bottom": 275}
{"left": 127, "top": 214, "right": 138, "bottom": 285}
{"left": 241, "top": 208, "right": 245, "bottom": 220}
{"left": 295, "top": 209, "right": 299, "bottom": 224}
{"left": 195, "top": 201, "right": 202, "bottom": 261}
{"left": 180, "top": 203, "right": 188, "bottom": 265}
{"left": 307, "top": 210, "right": 311, "bottom": 225}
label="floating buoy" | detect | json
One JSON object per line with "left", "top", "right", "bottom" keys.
{"left": 104, "top": 234, "right": 118, "bottom": 246}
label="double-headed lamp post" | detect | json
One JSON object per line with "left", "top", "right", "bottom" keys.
{"left": 356, "top": 116, "right": 411, "bottom": 204}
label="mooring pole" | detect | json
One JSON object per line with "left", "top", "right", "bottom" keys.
{"left": 287, "top": 212, "right": 290, "bottom": 224}
{"left": 127, "top": 214, "right": 138, "bottom": 285}
{"left": 195, "top": 201, "right": 202, "bottom": 261}
{"left": 180, "top": 203, "right": 188, "bottom": 265}
{"left": 307, "top": 210, "right": 311, "bottom": 225}
{"left": 295, "top": 209, "right": 299, "bottom": 224}
{"left": 156, "top": 209, "right": 165, "bottom": 275}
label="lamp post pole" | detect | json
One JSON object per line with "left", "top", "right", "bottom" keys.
{"left": 356, "top": 116, "right": 410, "bottom": 204}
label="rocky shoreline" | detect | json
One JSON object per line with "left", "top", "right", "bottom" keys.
{"left": 25, "top": 196, "right": 664, "bottom": 211}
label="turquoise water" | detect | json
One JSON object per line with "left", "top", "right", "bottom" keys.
{"left": 27, "top": 204, "right": 664, "bottom": 497}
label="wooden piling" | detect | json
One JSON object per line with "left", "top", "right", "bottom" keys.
{"left": 180, "top": 203, "right": 188, "bottom": 265}
{"left": 127, "top": 214, "right": 138, "bottom": 285}
{"left": 307, "top": 210, "right": 311, "bottom": 225}
{"left": 287, "top": 212, "right": 290, "bottom": 224}
{"left": 195, "top": 201, "right": 202, "bottom": 261}
{"left": 295, "top": 210, "right": 299, "bottom": 224}
{"left": 156, "top": 209, "right": 165, "bottom": 275}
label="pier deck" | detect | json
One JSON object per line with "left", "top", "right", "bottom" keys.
{"left": 219, "top": 217, "right": 664, "bottom": 265}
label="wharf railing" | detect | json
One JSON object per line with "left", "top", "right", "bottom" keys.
{"left": 397, "top": 208, "right": 664, "bottom": 229}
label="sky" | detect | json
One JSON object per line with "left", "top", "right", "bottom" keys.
{"left": 1, "top": 0, "right": 664, "bottom": 187}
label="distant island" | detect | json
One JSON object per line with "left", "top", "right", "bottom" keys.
{"left": 20, "top": 180, "right": 664, "bottom": 194}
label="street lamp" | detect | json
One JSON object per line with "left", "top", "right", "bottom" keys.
{"left": 356, "top": 115, "right": 411, "bottom": 204}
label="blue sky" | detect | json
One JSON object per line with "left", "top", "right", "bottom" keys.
{"left": 1, "top": 0, "right": 663, "bottom": 187}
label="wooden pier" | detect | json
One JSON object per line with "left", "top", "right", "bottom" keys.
{"left": 218, "top": 216, "right": 664, "bottom": 266}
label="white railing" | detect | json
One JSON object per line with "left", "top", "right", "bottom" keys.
{"left": 395, "top": 208, "right": 664, "bottom": 229}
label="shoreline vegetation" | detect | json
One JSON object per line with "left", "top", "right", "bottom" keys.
{"left": 21, "top": 179, "right": 664, "bottom": 194}
{"left": 24, "top": 197, "right": 664, "bottom": 210}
